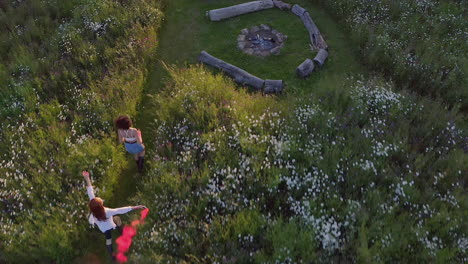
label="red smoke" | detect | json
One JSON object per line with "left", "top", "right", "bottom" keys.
{"left": 115, "top": 208, "right": 149, "bottom": 263}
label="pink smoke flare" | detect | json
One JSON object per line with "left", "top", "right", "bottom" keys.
{"left": 115, "top": 208, "right": 149, "bottom": 263}
{"left": 141, "top": 208, "right": 149, "bottom": 219}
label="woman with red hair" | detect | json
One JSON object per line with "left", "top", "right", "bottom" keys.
{"left": 82, "top": 171, "right": 145, "bottom": 261}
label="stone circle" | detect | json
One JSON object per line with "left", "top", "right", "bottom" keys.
{"left": 237, "top": 24, "right": 287, "bottom": 56}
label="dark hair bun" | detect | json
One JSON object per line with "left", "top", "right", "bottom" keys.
{"left": 115, "top": 115, "right": 132, "bottom": 130}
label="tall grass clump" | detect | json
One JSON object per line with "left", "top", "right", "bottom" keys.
{"left": 0, "top": 0, "right": 163, "bottom": 262}
{"left": 309, "top": 0, "right": 467, "bottom": 111}
{"left": 129, "top": 65, "right": 467, "bottom": 263}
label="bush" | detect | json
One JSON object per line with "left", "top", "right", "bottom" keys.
{"left": 309, "top": 0, "right": 468, "bottom": 111}
{"left": 130, "top": 66, "right": 467, "bottom": 262}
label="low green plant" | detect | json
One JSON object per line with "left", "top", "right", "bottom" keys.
{"left": 130, "top": 66, "right": 466, "bottom": 262}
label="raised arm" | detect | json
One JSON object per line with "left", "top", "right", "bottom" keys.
{"left": 82, "top": 171, "right": 95, "bottom": 200}
{"left": 106, "top": 205, "right": 146, "bottom": 216}
{"left": 83, "top": 171, "right": 92, "bottom": 186}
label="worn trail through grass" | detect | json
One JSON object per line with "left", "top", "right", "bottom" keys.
{"left": 80, "top": 0, "right": 366, "bottom": 262}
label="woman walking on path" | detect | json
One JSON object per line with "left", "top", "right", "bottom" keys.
{"left": 82, "top": 171, "right": 145, "bottom": 261}
{"left": 115, "top": 115, "right": 145, "bottom": 172}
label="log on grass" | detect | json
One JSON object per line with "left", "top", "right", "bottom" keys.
{"left": 208, "top": 0, "right": 274, "bottom": 21}
{"left": 301, "top": 12, "right": 328, "bottom": 50}
{"left": 291, "top": 4, "right": 307, "bottom": 17}
{"left": 313, "top": 49, "right": 328, "bottom": 67}
{"left": 264, "top": 79, "right": 283, "bottom": 94}
{"left": 314, "top": 34, "right": 328, "bottom": 50}
{"left": 296, "top": 58, "right": 314, "bottom": 78}
{"left": 273, "top": 0, "right": 291, "bottom": 10}
{"left": 198, "top": 51, "right": 265, "bottom": 90}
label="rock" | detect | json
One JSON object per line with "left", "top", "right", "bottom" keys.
{"left": 238, "top": 41, "right": 247, "bottom": 49}
{"left": 241, "top": 28, "right": 249, "bottom": 34}
{"left": 251, "top": 25, "right": 260, "bottom": 33}
{"left": 276, "top": 33, "right": 287, "bottom": 42}
{"left": 199, "top": 51, "right": 265, "bottom": 90}
{"left": 244, "top": 48, "right": 255, "bottom": 55}
{"left": 237, "top": 35, "right": 246, "bottom": 42}
{"left": 208, "top": 0, "right": 274, "bottom": 21}
{"left": 264, "top": 79, "right": 283, "bottom": 93}
{"left": 291, "top": 4, "right": 307, "bottom": 17}
{"left": 270, "top": 46, "right": 281, "bottom": 55}
{"left": 260, "top": 24, "right": 271, "bottom": 30}
{"left": 296, "top": 58, "right": 314, "bottom": 78}
{"left": 273, "top": 0, "right": 292, "bottom": 10}
{"left": 313, "top": 49, "right": 328, "bottom": 67}
{"left": 259, "top": 50, "right": 270, "bottom": 57}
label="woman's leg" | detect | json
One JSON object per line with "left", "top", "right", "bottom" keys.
{"left": 133, "top": 146, "right": 145, "bottom": 159}
{"left": 137, "top": 148, "right": 145, "bottom": 172}
{"left": 104, "top": 229, "right": 113, "bottom": 257}
{"left": 138, "top": 143, "right": 145, "bottom": 157}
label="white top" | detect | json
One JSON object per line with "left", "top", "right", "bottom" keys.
{"left": 87, "top": 186, "right": 133, "bottom": 232}
{"left": 119, "top": 129, "right": 137, "bottom": 143}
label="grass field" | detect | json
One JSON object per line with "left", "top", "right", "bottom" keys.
{"left": 0, "top": 0, "right": 466, "bottom": 263}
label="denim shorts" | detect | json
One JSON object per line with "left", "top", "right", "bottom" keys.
{"left": 124, "top": 142, "right": 144, "bottom": 154}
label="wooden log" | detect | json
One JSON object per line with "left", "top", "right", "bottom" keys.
{"left": 313, "top": 49, "right": 328, "bottom": 67}
{"left": 198, "top": 51, "right": 265, "bottom": 90}
{"left": 273, "top": 0, "right": 292, "bottom": 10}
{"left": 264, "top": 79, "right": 283, "bottom": 94}
{"left": 301, "top": 12, "right": 320, "bottom": 35}
{"left": 296, "top": 58, "right": 315, "bottom": 78}
{"left": 291, "top": 4, "right": 307, "bottom": 17}
{"left": 301, "top": 12, "right": 328, "bottom": 50}
{"left": 316, "top": 34, "right": 328, "bottom": 50}
{"left": 208, "top": 0, "right": 274, "bottom": 21}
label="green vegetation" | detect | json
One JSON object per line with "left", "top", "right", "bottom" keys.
{"left": 1, "top": 0, "right": 466, "bottom": 263}
{"left": 0, "top": 0, "right": 163, "bottom": 262}
{"left": 309, "top": 0, "right": 468, "bottom": 110}
{"left": 130, "top": 66, "right": 466, "bottom": 263}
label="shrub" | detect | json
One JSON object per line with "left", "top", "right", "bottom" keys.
{"left": 130, "top": 66, "right": 467, "bottom": 262}
{"left": 309, "top": 0, "right": 468, "bottom": 111}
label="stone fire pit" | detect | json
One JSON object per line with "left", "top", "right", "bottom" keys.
{"left": 237, "top": 24, "right": 287, "bottom": 56}
{"left": 203, "top": 1, "right": 330, "bottom": 93}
